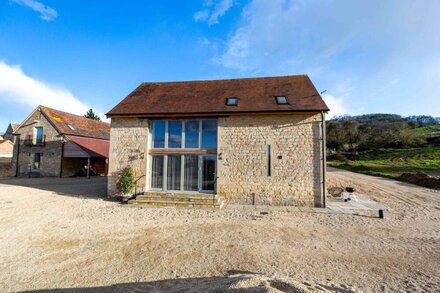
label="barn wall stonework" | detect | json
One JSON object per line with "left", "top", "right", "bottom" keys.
{"left": 217, "top": 113, "right": 323, "bottom": 207}
{"left": 107, "top": 118, "right": 149, "bottom": 196}
{"left": 107, "top": 113, "right": 324, "bottom": 206}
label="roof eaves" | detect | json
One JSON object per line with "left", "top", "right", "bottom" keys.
{"left": 106, "top": 109, "right": 329, "bottom": 118}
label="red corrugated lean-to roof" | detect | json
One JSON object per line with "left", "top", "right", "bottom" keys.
{"left": 65, "top": 135, "right": 109, "bottom": 158}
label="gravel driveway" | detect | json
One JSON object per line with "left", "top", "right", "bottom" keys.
{"left": 0, "top": 170, "right": 439, "bottom": 292}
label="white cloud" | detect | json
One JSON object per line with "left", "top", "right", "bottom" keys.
{"left": 194, "top": 0, "right": 234, "bottom": 26}
{"left": 322, "top": 94, "right": 348, "bottom": 118}
{"left": 194, "top": 10, "right": 210, "bottom": 22}
{"left": 0, "top": 61, "right": 91, "bottom": 117}
{"left": 12, "top": 0, "right": 58, "bottom": 21}
{"left": 212, "top": 0, "right": 440, "bottom": 116}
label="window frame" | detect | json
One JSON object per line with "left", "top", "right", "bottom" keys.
{"left": 275, "top": 95, "right": 289, "bottom": 105}
{"left": 225, "top": 97, "right": 238, "bottom": 106}
{"left": 149, "top": 119, "right": 218, "bottom": 194}
{"left": 151, "top": 119, "right": 217, "bottom": 150}
{"left": 167, "top": 120, "right": 183, "bottom": 149}
{"left": 34, "top": 127, "right": 44, "bottom": 145}
{"left": 33, "top": 153, "right": 42, "bottom": 170}
{"left": 66, "top": 123, "right": 77, "bottom": 131}
{"left": 149, "top": 153, "right": 216, "bottom": 194}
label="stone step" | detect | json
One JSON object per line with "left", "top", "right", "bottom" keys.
{"left": 128, "top": 199, "right": 224, "bottom": 209}
{"left": 136, "top": 195, "right": 221, "bottom": 203}
{"left": 142, "top": 192, "right": 216, "bottom": 199}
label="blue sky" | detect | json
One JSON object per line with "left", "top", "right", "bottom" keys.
{"left": 1, "top": 0, "right": 439, "bottom": 131}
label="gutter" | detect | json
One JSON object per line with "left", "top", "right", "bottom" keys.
{"left": 320, "top": 111, "right": 327, "bottom": 208}
{"left": 106, "top": 109, "right": 330, "bottom": 119}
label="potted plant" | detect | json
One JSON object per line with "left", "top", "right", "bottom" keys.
{"left": 117, "top": 166, "right": 135, "bottom": 203}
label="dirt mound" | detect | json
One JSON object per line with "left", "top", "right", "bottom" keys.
{"left": 82, "top": 274, "right": 354, "bottom": 292}
{"left": 397, "top": 173, "right": 440, "bottom": 190}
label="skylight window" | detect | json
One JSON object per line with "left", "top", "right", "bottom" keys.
{"left": 100, "top": 130, "right": 108, "bottom": 136}
{"left": 226, "top": 97, "right": 238, "bottom": 106}
{"left": 275, "top": 96, "right": 289, "bottom": 105}
{"left": 66, "top": 124, "right": 77, "bottom": 131}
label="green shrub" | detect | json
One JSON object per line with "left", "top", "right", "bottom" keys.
{"left": 117, "top": 167, "right": 135, "bottom": 195}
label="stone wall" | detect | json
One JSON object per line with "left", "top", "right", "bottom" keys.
{"left": 0, "top": 157, "right": 14, "bottom": 178}
{"left": 14, "top": 109, "right": 63, "bottom": 177}
{"left": 217, "top": 113, "right": 323, "bottom": 207}
{"left": 107, "top": 118, "right": 149, "bottom": 196}
{"left": 107, "top": 114, "right": 324, "bottom": 206}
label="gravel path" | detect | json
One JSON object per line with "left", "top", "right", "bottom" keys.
{"left": 0, "top": 170, "right": 439, "bottom": 292}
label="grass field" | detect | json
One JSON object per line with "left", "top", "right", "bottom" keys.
{"left": 328, "top": 146, "right": 440, "bottom": 178}
{"left": 410, "top": 124, "right": 440, "bottom": 137}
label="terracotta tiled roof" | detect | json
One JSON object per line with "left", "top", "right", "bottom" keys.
{"left": 106, "top": 75, "right": 329, "bottom": 117}
{"left": 40, "top": 106, "right": 110, "bottom": 140}
{"left": 65, "top": 135, "right": 109, "bottom": 158}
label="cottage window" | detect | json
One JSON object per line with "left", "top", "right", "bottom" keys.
{"left": 35, "top": 127, "right": 43, "bottom": 145}
{"left": 33, "top": 153, "right": 42, "bottom": 169}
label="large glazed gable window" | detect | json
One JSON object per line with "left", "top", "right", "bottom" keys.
{"left": 151, "top": 119, "right": 217, "bottom": 149}
{"left": 150, "top": 119, "right": 218, "bottom": 193}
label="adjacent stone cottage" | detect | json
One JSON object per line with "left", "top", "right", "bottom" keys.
{"left": 106, "top": 75, "right": 329, "bottom": 207}
{"left": 12, "top": 106, "right": 110, "bottom": 178}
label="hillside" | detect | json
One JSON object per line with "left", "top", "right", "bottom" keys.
{"left": 328, "top": 147, "right": 440, "bottom": 177}
{"left": 327, "top": 114, "right": 440, "bottom": 189}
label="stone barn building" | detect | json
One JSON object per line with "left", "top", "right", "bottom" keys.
{"left": 12, "top": 106, "right": 110, "bottom": 178}
{"left": 106, "top": 75, "right": 329, "bottom": 207}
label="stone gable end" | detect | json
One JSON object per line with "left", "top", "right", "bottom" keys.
{"left": 107, "top": 113, "right": 324, "bottom": 207}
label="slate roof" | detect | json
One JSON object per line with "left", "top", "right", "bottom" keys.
{"left": 106, "top": 75, "right": 329, "bottom": 117}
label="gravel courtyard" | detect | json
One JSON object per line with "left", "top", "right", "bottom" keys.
{"left": 0, "top": 169, "right": 439, "bottom": 292}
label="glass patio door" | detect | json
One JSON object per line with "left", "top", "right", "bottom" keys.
{"left": 200, "top": 155, "right": 216, "bottom": 193}
{"left": 184, "top": 155, "right": 198, "bottom": 191}
{"left": 166, "top": 155, "right": 181, "bottom": 191}
{"left": 150, "top": 154, "right": 216, "bottom": 193}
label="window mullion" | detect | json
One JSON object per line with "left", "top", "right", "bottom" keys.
{"left": 163, "top": 155, "right": 168, "bottom": 191}
{"left": 180, "top": 154, "right": 184, "bottom": 191}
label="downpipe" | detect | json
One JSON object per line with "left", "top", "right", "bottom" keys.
{"left": 320, "top": 111, "right": 327, "bottom": 208}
